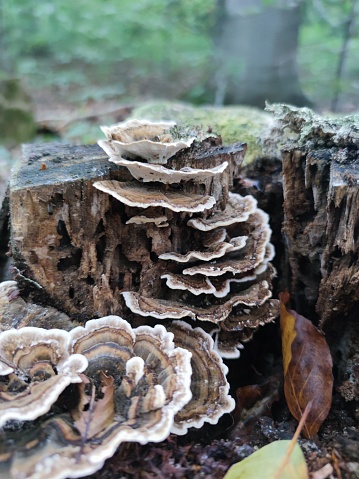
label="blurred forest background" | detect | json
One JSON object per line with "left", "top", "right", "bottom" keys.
{"left": 2, "top": 0, "right": 358, "bottom": 109}
{"left": 0, "top": 0, "right": 358, "bottom": 153}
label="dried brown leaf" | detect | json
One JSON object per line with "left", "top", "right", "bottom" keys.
{"left": 279, "top": 292, "right": 333, "bottom": 438}
{"left": 74, "top": 371, "right": 115, "bottom": 440}
{"left": 232, "top": 376, "right": 280, "bottom": 427}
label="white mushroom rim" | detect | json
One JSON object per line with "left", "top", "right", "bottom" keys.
{"left": 106, "top": 156, "right": 229, "bottom": 184}
{"left": 167, "top": 321, "right": 235, "bottom": 435}
{"left": 98, "top": 119, "right": 196, "bottom": 164}
{"left": 0, "top": 327, "right": 88, "bottom": 427}
{"left": 159, "top": 236, "right": 247, "bottom": 263}
{"left": 93, "top": 180, "right": 216, "bottom": 213}
{"left": 187, "top": 193, "right": 258, "bottom": 231}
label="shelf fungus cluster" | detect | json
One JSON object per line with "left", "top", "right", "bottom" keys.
{"left": 0, "top": 120, "right": 279, "bottom": 478}
{"left": 0, "top": 307, "right": 194, "bottom": 479}
{"left": 95, "top": 119, "right": 279, "bottom": 359}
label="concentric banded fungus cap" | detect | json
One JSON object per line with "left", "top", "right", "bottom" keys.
{"left": 220, "top": 298, "right": 280, "bottom": 333}
{"left": 93, "top": 180, "right": 216, "bottom": 213}
{"left": 182, "top": 209, "right": 272, "bottom": 276}
{"left": 0, "top": 327, "right": 87, "bottom": 427}
{"left": 69, "top": 317, "right": 192, "bottom": 431}
{"left": 158, "top": 235, "right": 247, "bottom": 263}
{"left": 122, "top": 292, "right": 196, "bottom": 320}
{"left": 101, "top": 119, "right": 176, "bottom": 142}
{"left": 161, "top": 273, "right": 217, "bottom": 296}
{"left": 71, "top": 317, "right": 193, "bottom": 443}
{"left": 214, "top": 299, "right": 280, "bottom": 358}
{"left": 0, "top": 317, "right": 192, "bottom": 479}
{"left": 166, "top": 321, "right": 235, "bottom": 435}
{"left": 201, "top": 228, "right": 227, "bottom": 247}
{"left": 122, "top": 280, "right": 272, "bottom": 323}
{"left": 187, "top": 193, "right": 257, "bottom": 231}
{"left": 99, "top": 119, "right": 195, "bottom": 164}
{"left": 108, "top": 157, "right": 229, "bottom": 184}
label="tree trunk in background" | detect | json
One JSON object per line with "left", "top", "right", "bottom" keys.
{"left": 214, "top": 0, "right": 309, "bottom": 107}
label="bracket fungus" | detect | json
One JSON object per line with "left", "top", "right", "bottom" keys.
{"left": 98, "top": 119, "right": 196, "bottom": 164}
{"left": 0, "top": 314, "right": 192, "bottom": 479}
{"left": 108, "top": 156, "right": 229, "bottom": 184}
{"left": 95, "top": 119, "right": 279, "bottom": 360}
{"left": 0, "top": 118, "right": 280, "bottom": 478}
{"left": 187, "top": 192, "right": 258, "bottom": 231}
{"left": 93, "top": 180, "right": 216, "bottom": 213}
{"left": 0, "top": 327, "right": 87, "bottom": 427}
{"left": 158, "top": 234, "right": 247, "bottom": 263}
{"left": 167, "top": 321, "right": 235, "bottom": 435}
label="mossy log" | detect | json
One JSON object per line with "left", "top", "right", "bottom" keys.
{"left": 130, "top": 101, "right": 274, "bottom": 164}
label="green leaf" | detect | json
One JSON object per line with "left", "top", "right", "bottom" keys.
{"left": 223, "top": 440, "right": 308, "bottom": 479}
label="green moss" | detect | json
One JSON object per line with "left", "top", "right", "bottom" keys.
{"left": 0, "top": 108, "right": 36, "bottom": 144}
{"left": 265, "top": 103, "right": 359, "bottom": 148}
{"left": 130, "top": 101, "right": 273, "bottom": 164}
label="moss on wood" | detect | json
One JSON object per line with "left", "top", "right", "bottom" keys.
{"left": 131, "top": 101, "right": 273, "bottom": 164}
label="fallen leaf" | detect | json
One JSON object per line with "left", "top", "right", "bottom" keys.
{"left": 231, "top": 376, "right": 280, "bottom": 429}
{"left": 72, "top": 373, "right": 91, "bottom": 419}
{"left": 73, "top": 371, "right": 115, "bottom": 440}
{"left": 224, "top": 440, "right": 308, "bottom": 479}
{"left": 224, "top": 404, "right": 310, "bottom": 479}
{"left": 279, "top": 292, "right": 333, "bottom": 438}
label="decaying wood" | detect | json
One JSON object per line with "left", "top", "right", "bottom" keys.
{"left": 8, "top": 140, "right": 245, "bottom": 321}
{"left": 267, "top": 105, "right": 359, "bottom": 330}
{"left": 0, "top": 281, "right": 76, "bottom": 331}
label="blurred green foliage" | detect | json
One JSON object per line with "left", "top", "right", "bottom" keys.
{"left": 1, "top": 0, "right": 358, "bottom": 110}
{"left": 1, "top": 0, "right": 216, "bottom": 102}
{"left": 299, "top": 0, "right": 359, "bottom": 109}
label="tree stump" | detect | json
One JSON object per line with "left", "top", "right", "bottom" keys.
{"left": 8, "top": 139, "right": 247, "bottom": 322}
{"left": 267, "top": 105, "right": 359, "bottom": 331}
{"left": 268, "top": 105, "right": 359, "bottom": 410}
{"left": 2, "top": 110, "right": 359, "bottom": 477}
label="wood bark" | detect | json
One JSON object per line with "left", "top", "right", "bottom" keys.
{"left": 265, "top": 104, "right": 359, "bottom": 407}
{"left": 277, "top": 110, "right": 359, "bottom": 331}
{"left": 7, "top": 140, "right": 245, "bottom": 322}
{"left": 281, "top": 142, "right": 359, "bottom": 411}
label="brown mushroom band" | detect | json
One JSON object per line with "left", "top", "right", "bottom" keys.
{"left": 0, "top": 312, "right": 192, "bottom": 479}
{"left": 96, "top": 120, "right": 279, "bottom": 359}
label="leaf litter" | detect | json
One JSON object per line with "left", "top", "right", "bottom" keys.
{"left": 279, "top": 291, "right": 333, "bottom": 438}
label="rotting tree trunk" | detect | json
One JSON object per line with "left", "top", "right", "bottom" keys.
{"left": 264, "top": 105, "right": 359, "bottom": 361}
{"left": 282, "top": 147, "right": 359, "bottom": 328}
{"left": 7, "top": 140, "right": 246, "bottom": 322}
{"left": 266, "top": 104, "right": 359, "bottom": 408}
